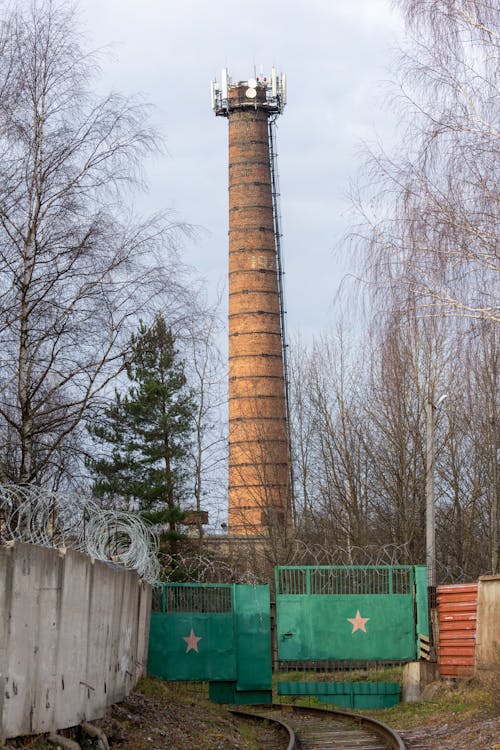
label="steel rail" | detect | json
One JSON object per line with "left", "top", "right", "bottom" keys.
{"left": 230, "top": 702, "right": 406, "bottom": 750}
{"left": 229, "top": 708, "right": 297, "bottom": 750}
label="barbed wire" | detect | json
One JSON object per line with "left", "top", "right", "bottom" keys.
{"left": 287, "top": 537, "right": 474, "bottom": 584}
{"left": 84, "top": 509, "right": 160, "bottom": 582}
{"left": 0, "top": 485, "right": 476, "bottom": 585}
{"left": 288, "top": 538, "right": 415, "bottom": 567}
{"left": 0, "top": 484, "right": 159, "bottom": 582}
{"left": 158, "top": 551, "right": 262, "bottom": 584}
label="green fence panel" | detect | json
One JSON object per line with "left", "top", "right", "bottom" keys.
{"left": 209, "top": 682, "right": 272, "bottom": 705}
{"left": 276, "top": 594, "right": 414, "bottom": 660}
{"left": 234, "top": 584, "right": 272, "bottom": 691}
{"left": 275, "top": 566, "right": 420, "bottom": 662}
{"left": 414, "top": 564, "right": 430, "bottom": 640}
{"left": 148, "top": 582, "right": 272, "bottom": 705}
{"left": 149, "top": 610, "right": 236, "bottom": 680}
{"left": 316, "top": 693, "right": 399, "bottom": 709}
{"left": 148, "top": 583, "right": 236, "bottom": 681}
{"left": 278, "top": 681, "right": 401, "bottom": 709}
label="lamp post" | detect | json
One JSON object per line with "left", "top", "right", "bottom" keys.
{"left": 425, "top": 393, "right": 447, "bottom": 593}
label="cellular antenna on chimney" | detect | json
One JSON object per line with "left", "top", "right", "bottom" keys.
{"left": 211, "top": 67, "right": 287, "bottom": 116}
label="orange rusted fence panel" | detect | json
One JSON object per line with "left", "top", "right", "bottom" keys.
{"left": 437, "top": 583, "right": 477, "bottom": 677}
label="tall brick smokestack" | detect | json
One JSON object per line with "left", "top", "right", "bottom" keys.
{"left": 212, "top": 69, "right": 291, "bottom": 536}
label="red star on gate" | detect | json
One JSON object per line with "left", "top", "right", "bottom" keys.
{"left": 347, "top": 610, "right": 370, "bottom": 633}
{"left": 183, "top": 628, "right": 202, "bottom": 653}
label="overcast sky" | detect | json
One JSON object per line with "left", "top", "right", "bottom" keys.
{"left": 82, "top": 0, "right": 404, "bottom": 339}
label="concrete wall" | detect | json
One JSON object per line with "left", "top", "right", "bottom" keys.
{"left": 476, "top": 574, "right": 500, "bottom": 669}
{"left": 0, "top": 542, "right": 151, "bottom": 741}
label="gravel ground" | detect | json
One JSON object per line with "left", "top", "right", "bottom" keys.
{"left": 4, "top": 676, "right": 500, "bottom": 749}
{"left": 399, "top": 717, "right": 500, "bottom": 749}
{"left": 101, "top": 678, "right": 500, "bottom": 750}
{"left": 98, "top": 681, "right": 283, "bottom": 750}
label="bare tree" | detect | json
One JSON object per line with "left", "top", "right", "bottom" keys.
{"left": 0, "top": 1, "right": 191, "bottom": 485}
{"left": 353, "top": 0, "right": 499, "bottom": 323}
{"left": 288, "top": 325, "right": 377, "bottom": 557}
{"left": 288, "top": 333, "right": 318, "bottom": 534}
{"left": 463, "top": 321, "right": 499, "bottom": 574}
{"left": 287, "top": 306, "right": 498, "bottom": 578}
{"left": 338, "top": 0, "right": 499, "bottom": 580}
{"left": 310, "top": 330, "right": 371, "bottom": 551}
{"left": 183, "top": 286, "right": 227, "bottom": 541}
{"left": 436, "top": 336, "right": 491, "bottom": 579}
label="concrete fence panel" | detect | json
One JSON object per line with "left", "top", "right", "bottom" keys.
{"left": 0, "top": 542, "right": 151, "bottom": 741}
{"left": 476, "top": 574, "right": 500, "bottom": 670}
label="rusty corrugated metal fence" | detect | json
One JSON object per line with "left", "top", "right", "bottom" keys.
{"left": 437, "top": 583, "right": 477, "bottom": 677}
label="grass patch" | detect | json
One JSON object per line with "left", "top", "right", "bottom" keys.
{"left": 137, "top": 676, "right": 209, "bottom": 704}
{"left": 135, "top": 675, "right": 167, "bottom": 698}
{"left": 233, "top": 717, "right": 267, "bottom": 748}
{"left": 275, "top": 665, "right": 404, "bottom": 684}
{"left": 361, "top": 678, "right": 496, "bottom": 730}
{"left": 274, "top": 675, "right": 497, "bottom": 731}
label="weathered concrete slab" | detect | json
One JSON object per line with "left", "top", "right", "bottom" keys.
{"left": 402, "top": 660, "right": 439, "bottom": 702}
{"left": 0, "top": 542, "right": 151, "bottom": 741}
{"left": 476, "top": 575, "right": 500, "bottom": 669}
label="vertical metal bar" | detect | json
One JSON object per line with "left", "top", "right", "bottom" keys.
{"left": 268, "top": 116, "right": 295, "bottom": 518}
{"left": 426, "top": 399, "right": 437, "bottom": 589}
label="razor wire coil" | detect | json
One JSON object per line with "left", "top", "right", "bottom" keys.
{"left": 0, "top": 484, "right": 159, "bottom": 582}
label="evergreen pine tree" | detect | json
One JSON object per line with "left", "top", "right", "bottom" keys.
{"left": 87, "top": 316, "right": 196, "bottom": 552}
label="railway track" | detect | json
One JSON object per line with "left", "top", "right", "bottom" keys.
{"left": 230, "top": 703, "right": 406, "bottom": 750}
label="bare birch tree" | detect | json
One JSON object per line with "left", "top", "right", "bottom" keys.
{"left": 0, "top": 1, "right": 191, "bottom": 485}
{"left": 354, "top": 0, "right": 499, "bottom": 322}
{"left": 338, "top": 0, "right": 499, "bottom": 578}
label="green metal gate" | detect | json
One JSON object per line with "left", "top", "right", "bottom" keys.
{"left": 275, "top": 565, "right": 428, "bottom": 661}
{"left": 275, "top": 565, "right": 429, "bottom": 708}
{"left": 147, "top": 568, "right": 429, "bottom": 708}
{"left": 148, "top": 583, "right": 272, "bottom": 705}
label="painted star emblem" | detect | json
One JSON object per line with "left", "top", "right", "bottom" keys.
{"left": 182, "top": 628, "right": 202, "bottom": 653}
{"left": 347, "top": 610, "right": 370, "bottom": 633}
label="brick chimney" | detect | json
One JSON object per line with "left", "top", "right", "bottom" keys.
{"left": 212, "top": 70, "right": 291, "bottom": 536}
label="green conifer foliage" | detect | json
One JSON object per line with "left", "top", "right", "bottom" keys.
{"left": 87, "top": 316, "right": 196, "bottom": 551}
